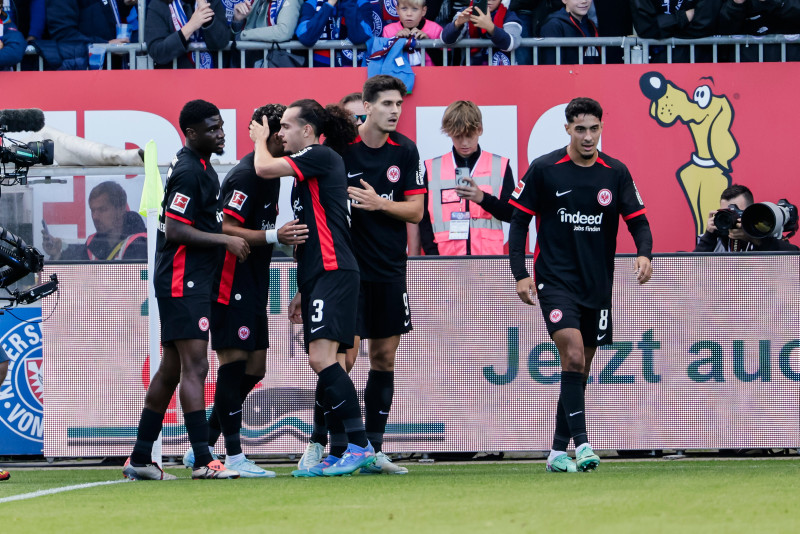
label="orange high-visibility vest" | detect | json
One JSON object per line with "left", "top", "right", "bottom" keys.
{"left": 425, "top": 151, "right": 507, "bottom": 255}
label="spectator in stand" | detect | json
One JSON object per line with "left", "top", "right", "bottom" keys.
{"left": 630, "top": 0, "right": 720, "bottom": 63}
{"left": 7, "top": 0, "right": 46, "bottom": 42}
{"left": 718, "top": 0, "right": 800, "bottom": 61}
{"left": 230, "top": 0, "right": 303, "bottom": 67}
{"left": 509, "top": 0, "right": 554, "bottom": 65}
{"left": 441, "top": 0, "right": 523, "bottom": 65}
{"left": 295, "top": 0, "right": 375, "bottom": 67}
{"left": 540, "top": 0, "right": 600, "bottom": 65}
{"left": 145, "top": 0, "right": 233, "bottom": 69}
{"left": 47, "top": 0, "right": 135, "bottom": 70}
{"left": 382, "top": 0, "right": 443, "bottom": 66}
{"left": 0, "top": 7, "right": 26, "bottom": 69}
{"left": 593, "top": 0, "right": 631, "bottom": 63}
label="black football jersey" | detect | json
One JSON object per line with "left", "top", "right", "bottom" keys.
{"left": 211, "top": 152, "right": 280, "bottom": 311}
{"left": 509, "top": 147, "right": 647, "bottom": 307}
{"left": 155, "top": 147, "right": 223, "bottom": 299}
{"left": 285, "top": 144, "right": 359, "bottom": 287}
{"left": 342, "top": 131, "right": 425, "bottom": 282}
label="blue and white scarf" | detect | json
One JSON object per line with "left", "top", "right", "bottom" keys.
{"left": 168, "top": 1, "right": 214, "bottom": 68}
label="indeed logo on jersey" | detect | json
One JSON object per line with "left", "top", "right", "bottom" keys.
{"left": 558, "top": 208, "right": 603, "bottom": 232}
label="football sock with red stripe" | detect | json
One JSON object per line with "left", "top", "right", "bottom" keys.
{"left": 131, "top": 408, "right": 164, "bottom": 465}
{"left": 365, "top": 370, "right": 394, "bottom": 453}
{"left": 317, "top": 363, "right": 368, "bottom": 447}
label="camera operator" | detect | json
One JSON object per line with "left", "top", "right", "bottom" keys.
{"left": 694, "top": 184, "right": 799, "bottom": 252}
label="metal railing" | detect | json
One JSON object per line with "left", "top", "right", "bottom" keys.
{"left": 15, "top": 34, "right": 800, "bottom": 71}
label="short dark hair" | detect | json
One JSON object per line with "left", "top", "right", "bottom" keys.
{"left": 339, "top": 92, "right": 363, "bottom": 107}
{"left": 721, "top": 184, "right": 754, "bottom": 205}
{"left": 252, "top": 104, "right": 286, "bottom": 137}
{"left": 565, "top": 97, "right": 603, "bottom": 123}
{"left": 362, "top": 75, "right": 407, "bottom": 103}
{"left": 179, "top": 99, "right": 221, "bottom": 134}
{"left": 89, "top": 181, "right": 127, "bottom": 209}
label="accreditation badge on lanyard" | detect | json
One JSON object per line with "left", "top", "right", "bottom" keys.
{"left": 449, "top": 211, "right": 470, "bottom": 240}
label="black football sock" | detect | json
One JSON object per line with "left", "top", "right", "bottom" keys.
{"left": 207, "top": 406, "right": 222, "bottom": 449}
{"left": 552, "top": 397, "right": 570, "bottom": 452}
{"left": 216, "top": 361, "right": 246, "bottom": 457}
{"left": 240, "top": 373, "right": 263, "bottom": 400}
{"left": 364, "top": 370, "right": 394, "bottom": 453}
{"left": 317, "top": 363, "right": 368, "bottom": 447}
{"left": 184, "top": 409, "right": 213, "bottom": 467}
{"left": 131, "top": 408, "right": 164, "bottom": 465}
{"left": 310, "top": 378, "right": 329, "bottom": 446}
{"left": 560, "top": 371, "right": 588, "bottom": 447}
{"left": 326, "top": 410, "right": 348, "bottom": 458}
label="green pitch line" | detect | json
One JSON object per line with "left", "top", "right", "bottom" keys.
{"left": 3, "top": 460, "right": 800, "bottom": 533}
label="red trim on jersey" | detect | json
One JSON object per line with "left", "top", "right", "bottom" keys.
{"left": 386, "top": 136, "right": 400, "bottom": 146}
{"left": 623, "top": 208, "right": 647, "bottom": 221}
{"left": 200, "top": 159, "right": 207, "bottom": 170}
{"left": 509, "top": 198, "right": 536, "bottom": 216}
{"left": 216, "top": 251, "right": 237, "bottom": 305}
{"left": 405, "top": 188, "right": 427, "bottom": 196}
{"left": 223, "top": 208, "right": 245, "bottom": 223}
{"left": 532, "top": 217, "right": 541, "bottom": 285}
{"left": 352, "top": 135, "right": 362, "bottom": 144}
{"left": 555, "top": 154, "right": 571, "bottom": 164}
{"left": 308, "top": 178, "right": 339, "bottom": 271}
{"left": 284, "top": 156, "right": 304, "bottom": 181}
{"left": 171, "top": 245, "right": 186, "bottom": 297}
{"left": 166, "top": 212, "right": 193, "bottom": 225}
{"left": 596, "top": 156, "right": 612, "bottom": 169}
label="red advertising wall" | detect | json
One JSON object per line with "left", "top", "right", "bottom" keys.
{"left": 4, "top": 64, "right": 799, "bottom": 252}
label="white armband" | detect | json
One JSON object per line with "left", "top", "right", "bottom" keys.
{"left": 265, "top": 229, "right": 279, "bottom": 244}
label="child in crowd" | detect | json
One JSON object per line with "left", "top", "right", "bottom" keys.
{"left": 382, "top": 0, "right": 443, "bottom": 66}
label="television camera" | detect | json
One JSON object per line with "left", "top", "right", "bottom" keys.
{"left": 0, "top": 108, "right": 54, "bottom": 187}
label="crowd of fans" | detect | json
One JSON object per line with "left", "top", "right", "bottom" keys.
{"left": 1, "top": 0, "right": 799, "bottom": 70}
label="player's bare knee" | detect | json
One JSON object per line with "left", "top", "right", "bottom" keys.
{"left": 369, "top": 350, "right": 395, "bottom": 372}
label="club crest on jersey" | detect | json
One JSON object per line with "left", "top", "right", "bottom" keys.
{"left": 229, "top": 190, "right": 248, "bottom": 210}
{"left": 170, "top": 193, "right": 190, "bottom": 214}
{"left": 597, "top": 189, "right": 612, "bottom": 206}
{"left": 238, "top": 326, "right": 250, "bottom": 340}
{"left": 511, "top": 179, "right": 526, "bottom": 199}
{"left": 549, "top": 309, "right": 563, "bottom": 323}
{"left": 387, "top": 165, "right": 401, "bottom": 183}
{"left": 199, "top": 317, "right": 210, "bottom": 331}
{"left": 384, "top": 0, "right": 398, "bottom": 17}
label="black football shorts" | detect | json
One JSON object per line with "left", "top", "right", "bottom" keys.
{"left": 536, "top": 288, "right": 613, "bottom": 348}
{"left": 300, "top": 270, "right": 359, "bottom": 353}
{"left": 210, "top": 302, "right": 269, "bottom": 352}
{"left": 356, "top": 279, "right": 412, "bottom": 339}
{"left": 158, "top": 296, "right": 211, "bottom": 345}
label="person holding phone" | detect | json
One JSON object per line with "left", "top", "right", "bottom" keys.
{"left": 411, "top": 100, "right": 516, "bottom": 256}
{"left": 440, "top": 0, "right": 523, "bottom": 65}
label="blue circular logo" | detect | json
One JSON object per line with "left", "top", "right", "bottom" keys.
{"left": 0, "top": 321, "right": 44, "bottom": 443}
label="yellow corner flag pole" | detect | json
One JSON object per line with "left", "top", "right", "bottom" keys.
{"left": 140, "top": 140, "right": 165, "bottom": 468}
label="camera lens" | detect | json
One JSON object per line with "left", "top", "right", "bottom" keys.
{"left": 713, "top": 210, "right": 738, "bottom": 233}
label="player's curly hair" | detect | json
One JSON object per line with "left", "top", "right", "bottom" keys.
{"left": 565, "top": 97, "right": 603, "bottom": 123}
{"left": 178, "top": 99, "right": 221, "bottom": 134}
{"left": 252, "top": 104, "right": 286, "bottom": 137}
{"left": 289, "top": 99, "right": 357, "bottom": 155}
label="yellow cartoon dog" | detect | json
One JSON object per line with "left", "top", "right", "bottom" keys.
{"left": 640, "top": 72, "right": 739, "bottom": 238}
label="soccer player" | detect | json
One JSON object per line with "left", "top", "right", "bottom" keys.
{"left": 297, "top": 75, "right": 425, "bottom": 476}
{"left": 180, "top": 104, "right": 310, "bottom": 477}
{"left": 508, "top": 97, "right": 653, "bottom": 473}
{"left": 249, "top": 98, "right": 375, "bottom": 476}
{"left": 124, "top": 100, "right": 248, "bottom": 481}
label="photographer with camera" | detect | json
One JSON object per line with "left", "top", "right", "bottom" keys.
{"left": 694, "top": 184, "right": 799, "bottom": 252}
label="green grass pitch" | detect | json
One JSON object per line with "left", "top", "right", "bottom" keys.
{"left": 3, "top": 460, "right": 800, "bottom": 533}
